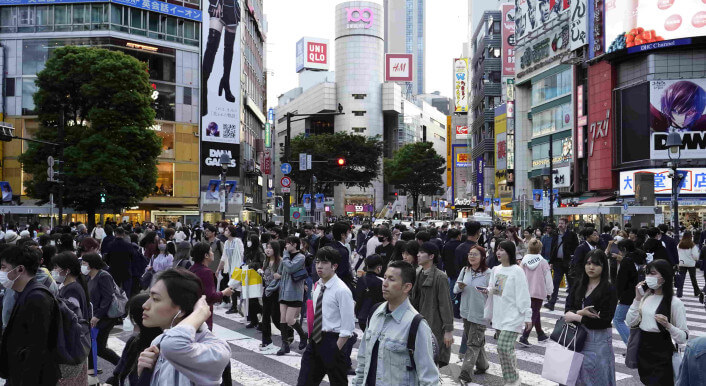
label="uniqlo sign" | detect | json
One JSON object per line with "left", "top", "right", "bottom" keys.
{"left": 295, "top": 37, "right": 330, "bottom": 72}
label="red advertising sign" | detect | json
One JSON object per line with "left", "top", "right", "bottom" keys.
{"left": 307, "top": 42, "right": 327, "bottom": 64}
{"left": 501, "top": 4, "right": 516, "bottom": 76}
{"left": 587, "top": 61, "right": 615, "bottom": 191}
{"left": 455, "top": 125, "right": 469, "bottom": 139}
{"left": 263, "top": 150, "right": 271, "bottom": 175}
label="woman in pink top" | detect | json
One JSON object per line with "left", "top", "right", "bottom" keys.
{"left": 518, "top": 239, "right": 553, "bottom": 347}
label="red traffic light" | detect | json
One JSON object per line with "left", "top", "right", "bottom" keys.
{"left": 394, "top": 192, "right": 398, "bottom": 196}
{"left": 336, "top": 157, "right": 346, "bottom": 166}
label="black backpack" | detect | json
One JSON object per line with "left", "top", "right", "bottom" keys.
{"left": 33, "top": 286, "right": 92, "bottom": 365}
{"left": 367, "top": 302, "right": 439, "bottom": 369}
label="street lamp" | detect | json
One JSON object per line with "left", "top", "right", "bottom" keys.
{"left": 541, "top": 166, "right": 555, "bottom": 222}
{"left": 219, "top": 153, "right": 231, "bottom": 221}
{"left": 666, "top": 132, "right": 683, "bottom": 240}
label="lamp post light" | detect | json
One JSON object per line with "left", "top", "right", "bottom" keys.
{"left": 219, "top": 153, "right": 231, "bottom": 221}
{"left": 666, "top": 132, "right": 683, "bottom": 241}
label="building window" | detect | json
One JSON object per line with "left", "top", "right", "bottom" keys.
{"left": 151, "top": 123, "right": 175, "bottom": 159}
{"left": 153, "top": 162, "right": 173, "bottom": 196}
{"left": 22, "top": 78, "right": 37, "bottom": 115}
{"left": 352, "top": 127, "right": 366, "bottom": 133}
{"left": 531, "top": 102, "right": 572, "bottom": 137}
{"left": 352, "top": 94, "right": 366, "bottom": 99}
{"left": 182, "top": 87, "right": 192, "bottom": 105}
{"left": 532, "top": 68, "right": 572, "bottom": 106}
{"left": 353, "top": 111, "right": 366, "bottom": 116}
{"left": 5, "top": 78, "right": 15, "bottom": 97}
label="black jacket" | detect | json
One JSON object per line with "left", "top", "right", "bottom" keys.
{"left": 354, "top": 272, "right": 384, "bottom": 325}
{"left": 550, "top": 230, "right": 579, "bottom": 264}
{"left": 0, "top": 278, "right": 60, "bottom": 385}
{"left": 565, "top": 283, "right": 618, "bottom": 330}
{"left": 331, "top": 241, "right": 354, "bottom": 290}
{"left": 88, "top": 270, "right": 117, "bottom": 320}
{"left": 660, "top": 234, "right": 679, "bottom": 265}
{"left": 572, "top": 242, "right": 595, "bottom": 266}
{"left": 104, "top": 237, "right": 134, "bottom": 284}
{"left": 442, "top": 239, "right": 463, "bottom": 279}
{"left": 616, "top": 256, "right": 639, "bottom": 305}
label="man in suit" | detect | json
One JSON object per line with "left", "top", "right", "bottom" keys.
{"left": 103, "top": 226, "right": 134, "bottom": 297}
{"left": 330, "top": 221, "right": 355, "bottom": 291}
{"left": 545, "top": 218, "right": 579, "bottom": 311}
{"left": 658, "top": 224, "right": 679, "bottom": 266}
{"left": 354, "top": 254, "right": 384, "bottom": 331}
{"left": 570, "top": 228, "right": 599, "bottom": 285}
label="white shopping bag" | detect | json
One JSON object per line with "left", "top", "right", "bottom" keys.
{"left": 541, "top": 342, "right": 584, "bottom": 386}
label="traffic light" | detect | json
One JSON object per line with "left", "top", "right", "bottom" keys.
{"left": 47, "top": 156, "right": 62, "bottom": 182}
{"left": 394, "top": 192, "right": 398, "bottom": 197}
{"left": 336, "top": 157, "right": 346, "bottom": 166}
{"left": 100, "top": 192, "right": 106, "bottom": 204}
{"left": 0, "top": 123, "right": 15, "bottom": 142}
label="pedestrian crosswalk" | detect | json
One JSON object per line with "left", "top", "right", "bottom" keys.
{"left": 100, "top": 275, "right": 706, "bottom": 385}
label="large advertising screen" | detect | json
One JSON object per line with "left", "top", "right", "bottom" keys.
{"left": 201, "top": 0, "right": 241, "bottom": 145}
{"left": 605, "top": 0, "right": 706, "bottom": 51}
{"left": 620, "top": 168, "right": 706, "bottom": 196}
{"left": 514, "top": 0, "right": 569, "bottom": 43}
{"left": 454, "top": 58, "right": 469, "bottom": 112}
{"left": 650, "top": 79, "right": 706, "bottom": 159}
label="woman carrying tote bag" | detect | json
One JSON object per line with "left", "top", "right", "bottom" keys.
{"left": 562, "top": 249, "right": 618, "bottom": 386}
{"left": 626, "top": 259, "right": 689, "bottom": 385}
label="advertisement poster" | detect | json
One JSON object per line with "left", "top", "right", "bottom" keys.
{"left": 454, "top": 58, "right": 469, "bottom": 112}
{"left": 0, "top": 182, "right": 11, "bottom": 203}
{"left": 515, "top": 0, "right": 570, "bottom": 43}
{"left": 385, "top": 53, "right": 414, "bottom": 82}
{"left": 315, "top": 194, "right": 325, "bottom": 210}
{"left": 302, "top": 194, "right": 312, "bottom": 206}
{"left": 515, "top": 23, "right": 570, "bottom": 76}
{"left": 501, "top": 4, "right": 516, "bottom": 76}
{"left": 455, "top": 125, "right": 469, "bottom": 139}
{"left": 605, "top": 0, "right": 706, "bottom": 50}
{"left": 201, "top": 0, "right": 241, "bottom": 145}
{"left": 476, "top": 156, "right": 485, "bottom": 199}
{"left": 296, "top": 37, "right": 329, "bottom": 73}
{"left": 203, "top": 179, "right": 222, "bottom": 203}
{"left": 456, "top": 153, "right": 470, "bottom": 167}
{"left": 532, "top": 189, "right": 543, "bottom": 209}
{"left": 484, "top": 198, "right": 492, "bottom": 213}
{"left": 569, "top": 0, "right": 588, "bottom": 50}
{"left": 649, "top": 79, "right": 706, "bottom": 159}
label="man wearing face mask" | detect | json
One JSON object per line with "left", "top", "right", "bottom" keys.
{"left": 331, "top": 222, "right": 355, "bottom": 292}
{"left": 0, "top": 245, "right": 61, "bottom": 385}
{"left": 374, "top": 228, "right": 394, "bottom": 275}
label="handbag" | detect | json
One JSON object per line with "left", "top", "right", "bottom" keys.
{"left": 291, "top": 267, "right": 308, "bottom": 282}
{"left": 541, "top": 342, "right": 584, "bottom": 386}
{"left": 140, "top": 258, "right": 155, "bottom": 290}
{"left": 672, "top": 345, "right": 683, "bottom": 382}
{"left": 550, "top": 317, "right": 587, "bottom": 352}
{"left": 625, "top": 327, "right": 641, "bottom": 369}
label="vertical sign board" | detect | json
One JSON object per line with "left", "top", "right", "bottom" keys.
{"left": 446, "top": 116, "right": 452, "bottom": 187}
{"left": 454, "top": 58, "right": 469, "bottom": 112}
{"left": 569, "top": 0, "right": 588, "bottom": 50}
{"left": 200, "top": 0, "right": 242, "bottom": 211}
{"left": 501, "top": 4, "right": 516, "bottom": 76}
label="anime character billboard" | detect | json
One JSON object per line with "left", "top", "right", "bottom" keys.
{"left": 650, "top": 80, "right": 706, "bottom": 160}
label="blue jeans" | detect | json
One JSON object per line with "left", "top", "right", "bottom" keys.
{"left": 613, "top": 303, "right": 631, "bottom": 344}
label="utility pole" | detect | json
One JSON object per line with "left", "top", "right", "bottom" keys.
{"left": 548, "top": 135, "right": 554, "bottom": 222}
{"left": 57, "top": 108, "right": 65, "bottom": 226}
{"left": 284, "top": 113, "right": 291, "bottom": 226}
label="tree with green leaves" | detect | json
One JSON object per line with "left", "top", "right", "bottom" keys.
{"left": 286, "top": 132, "right": 383, "bottom": 201}
{"left": 384, "top": 141, "right": 445, "bottom": 220}
{"left": 19, "top": 46, "right": 162, "bottom": 229}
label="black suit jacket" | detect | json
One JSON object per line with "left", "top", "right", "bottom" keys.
{"left": 661, "top": 234, "right": 679, "bottom": 265}
{"left": 104, "top": 237, "right": 134, "bottom": 284}
{"left": 0, "top": 278, "right": 60, "bottom": 385}
{"left": 354, "top": 272, "right": 384, "bottom": 323}
{"left": 550, "top": 230, "right": 579, "bottom": 264}
{"left": 572, "top": 242, "right": 594, "bottom": 266}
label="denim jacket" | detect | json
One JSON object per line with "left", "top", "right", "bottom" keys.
{"left": 677, "top": 336, "right": 706, "bottom": 386}
{"left": 353, "top": 298, "right": 440, "bottom": 386}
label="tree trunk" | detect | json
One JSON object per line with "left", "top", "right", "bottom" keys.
{"left": 86, "top": 207, "right": 96, "bottom": 233}
{"left": 412, "top": 193, "right": 419, "bottom": 221}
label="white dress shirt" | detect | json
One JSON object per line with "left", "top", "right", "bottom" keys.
{"left": 312, "top": 274, "right": 356, "bottom": 338}
{"left": 366, "top": 237, "right": 382, "bottom": 258}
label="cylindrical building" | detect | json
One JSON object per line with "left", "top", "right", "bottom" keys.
{"left": 334, "top": 1, "right": 385, "bottom": 214}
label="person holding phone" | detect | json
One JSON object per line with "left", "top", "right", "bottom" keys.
{"left": 454, "top": 245, "right": 490, "bottom": 384}
{"left": 563, "top": 249, "right": 618, "bottom": 385}
{"left": 484, "top": 241, "right": 532, "bottom": 386}
{"left": 626, "top": 259, "right": 688, "bottom": 385}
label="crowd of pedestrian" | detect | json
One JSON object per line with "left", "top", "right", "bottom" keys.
{"left": 0, "top": 217, "right": 703, "bottom": 385}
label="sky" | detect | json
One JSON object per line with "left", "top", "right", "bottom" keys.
{"left": 262, "top": 0, "right": 468, "bottom": 109}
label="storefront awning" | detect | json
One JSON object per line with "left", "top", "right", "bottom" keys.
{"left": 579, "top": 195, "right": 613, "bottom": 204}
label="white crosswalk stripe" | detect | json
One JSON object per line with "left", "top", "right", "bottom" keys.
{"left": 99, "top": 274, "right": 706, "bottom": 385}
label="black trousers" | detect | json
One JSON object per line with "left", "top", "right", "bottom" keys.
{"left": 296, "top": 332, "right": 348, "bottom": 386}
{"left": 549, "top": 261, "right": 572, "bottom": 304}
{"left": 262, "top": 291, "right": 281, "bottom": 343}
{"left": 677, "top": 266, "right": 701, "bottom": 297}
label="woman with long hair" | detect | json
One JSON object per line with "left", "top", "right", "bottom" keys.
{"left": 242, "top": 232, "right": 264, "bottom": 327}
{"left": 260, "top": 240, "right": 282, "bottom": 349}
{"left": 485, "top": 241, "right": 532, "bottom": 386}
{"left": 137, "top": 269, "right": 231, "bottom": 384}
{"left": 222, "top": 225, "right": 244, "bottom": 315}
{"left": 52, "top": 252, "right": 91, "bottom": 385}
{"left": 612, "top": 239, "right": 641, "bottom": 344}
{"left": 139, "top": 231, "right": 159, "bottom": 260}
{"left": 626, "top": 259, "right": 689, "bottom": 385}
{"left": 105, "top": 293, "right": 162, "bottom": 386}
{"left": 563, "top": 249, "right": 618, "bottom": 385}
{"left": 677, "top": 231, "right": 703, "bottom": 301}
{"left": 275, "top": 236, "right": 307, "bottom": 355}
{"left": 455, "top": 245, "right": 490, "bottom": 384}
{"left": 401, "top": 241, "right": 420, "bottom": 271}
{"left": 505, "top": 227, "right": 526, "bottom": 259}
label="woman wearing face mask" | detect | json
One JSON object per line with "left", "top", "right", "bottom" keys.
{"left": 241, "top": 232, "right": 264, "bottom": 327}
{"left": 222, "top": 226, "right": 244, "bottom": 315}
{"left": 152, "top": 239, "right": 173, "bottom": 273}
{"left": 260, "top": 240, "right": 282, "bottom": 349}
{"left": 454, "top": 245, "right": 490, "bottom": 384}
{"left": 137, "top": 269, "right": 231, "bottom": 385}
{"left": 82, "top": 252, "right": 122, "bottom": 370}
{"left": 626, "top": 259, "right": 688, "bottom": 385}
{"left": 52, "top": 251, "right": 91, "bottom": 385}
{"left": 483, "top": 240, "right": 532, "bottom": 386}
{"left": 563, "top": 249, "right": 618, "bottom": 385}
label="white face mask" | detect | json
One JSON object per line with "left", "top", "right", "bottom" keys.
{"left": 247, "top": 241, "right": 253, "bottom": 248}
{"left": 0, "top": 267, "right": 18, "bottom": 289}
{"left": 346, "top": 233, "right": 352, "bottom": 243}
{"left": 81, "top": 265, "right": 90, "bottom": 275}
{"left": 645, "top": 276, "right": 661, "bottom": 289}
{"left": 218, "top": 227, "right": 224, "bottom": 234}
{"left": 52, "top": 269, "right": 66, "bottom": 284}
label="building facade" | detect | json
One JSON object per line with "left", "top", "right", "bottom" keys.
{"left": 384, "top": 0, "right": 425, "bottom": 96}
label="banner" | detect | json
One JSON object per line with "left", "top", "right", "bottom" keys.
{"left": 620, "top": 168, "right": 706, "bottom": 196}
{"left": 569, "top": 0, "right": 588, "bottom": 50}
{"left": 203, "top": 179, "right": 222, "bottom": 203}
{"left": 454, "top": 58, "right": 469, "bottom": 112}
{"left": 501, "top": 4, "right": 516, "bottom": 76}
{"left": 533, "top": 189, "right": 543, "bottom": 209}
{"left": 484, "top": 198, "right": 492, "bottom": 213}
{"left": 315, "top": 194, "right": 325, "bottom": 210}
{"left": 515, "top": 0, "right": 569, "bottom": 43}
{"left": 493, "top": 198, "right": 501, "bottom": 213}
{"left": 650, "top": 79, "right": 706, "bottom": 160}
{"left": 201, "top": 0, "right": 242, "bottom": 145}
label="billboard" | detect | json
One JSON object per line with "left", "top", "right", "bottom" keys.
{"left": 455, "top": 125, "right": 469, "bottom": 139}
{"left": 0, "top": 0, "right": 202, "bottom": 21}
{"left": 620, "top": 168, "right": 706, "bottom": 196}
{"left": 385, "top": 54, "right": 413, "bottom": 82}
{"left": 201, "top": 0, "right": 241, "bottom": 145}
{"left": 476, "top": 156, "right": 485, "bottom": 199}
{"left": 569, "top": 0, "right": 588, "bottom": 50}
{"left": 514, "top": 0, "right": 569, "bottom": 43}
{"left": 650, "top": 79, "right": 706, "bottom": 160}
{"left": 200, "top": 141, "right": 240, "bottom": 177}
{"left": 501, "top": 4, "right": 516, "bottom": 76}
{"left": 296, "top": 37, "right": 330, "bottom": 73}
{"left": 454, "top": 58, "right": 469, "bottom": 112}
{"left": 456, "top": 153, "right": 470, "bottom": 167}
{"left": 605, "top": 0, "right": 706, "bottom": 51}
{"left": 515, "top": 22, "right": 570, "bottom": 78}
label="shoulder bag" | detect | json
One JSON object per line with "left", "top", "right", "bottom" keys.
{"left": 550, "top": 317, "right": 587, "bottom": 352}
{"left": 625, "top": 294, "right": 650, "bottom": 368}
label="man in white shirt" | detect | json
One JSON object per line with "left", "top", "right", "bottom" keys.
{"left": 297, "top": 246, "right": 356, "bottom": 385}
{"left": 366, "top": 227, "right": 382, "bottom": 258}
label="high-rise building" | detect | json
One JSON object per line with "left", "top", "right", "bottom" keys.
{"left": 384, "top": 0, "right": 425, "bottom": 96}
